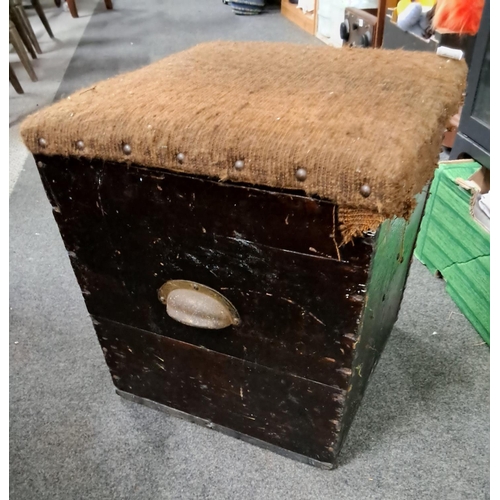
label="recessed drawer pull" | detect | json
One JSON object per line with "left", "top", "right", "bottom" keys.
{"left": 158, "top": 280, "right": 241, "bottom": 330}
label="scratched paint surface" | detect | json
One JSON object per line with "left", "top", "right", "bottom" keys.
{"left": 334, "top": 189, "right": 427, "bottom": 455}
{"left": 94, "top": 317, "right": 346, "bottom": 464}
{"left": 36, "top": 156, "right": 374, "bottom": 388}
{"left": 35, "top": 154, "right": 407, "bottom": 467}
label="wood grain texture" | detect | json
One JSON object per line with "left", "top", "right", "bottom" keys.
{"left": 35, "top": 156, "right": 372, "bottom": 388}
{"left": 94, "top": 317, "right": 345, "bottom": 466}
{"left": 415, "top": 161, "right": 489, "bottom": 343}
{"left": 36, "top": 157, "right": 137, "bottom": 325}
{"left": 281, "top": 0, "right": 316, "bottom": 35}
{"left": 115, "top": 389, "right": 334, "bottom": 469}
{"left": 33, "top": 153, "right": 421, "bottom": 465}
{"left": 335, "top": 189, "right": 427, "bottom": 454}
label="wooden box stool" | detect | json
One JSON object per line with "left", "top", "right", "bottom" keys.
{"left": 21, "top": 42, "right": 465, "bottom": 469}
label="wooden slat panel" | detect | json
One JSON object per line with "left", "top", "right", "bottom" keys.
{"left": 94, "top": 317, "right": 345, "bottom": 465}
{"left": 415, "top": 161, "right": 490, "bottom": 343}
{"left": 336, "top": 189, "right": 427, "bottom": 453}
{"left": 97, "top": 160, "right": 373, "bottom": 387}
{"left": 281, "top": 0, "right": 316, "bottom": 35}
{"left": 36, "top": 157, "right": 137, "bottom": 324}
{"left": 35, "top": 154, "right": 372, "bottom": 396}
{"left": 35, "top": 155, "right": 373, "bottom": 387}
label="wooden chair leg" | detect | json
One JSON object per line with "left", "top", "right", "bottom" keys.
{"left": 66, "top": 0, "right": 79, "bottom": 18}
{"left": 31, "top": 0, "right": 54, "bottom": 38}
{"left": 14, "top": 1, "right": 42, "bottom": 54}
{"left": 54, "top": 0, "right": 61, "bottom": 6}
{"left": 9, "top": 64, "right": 24, "bottom": 94}
{"left": 104, "top": 0, "right": 113, "bottom": 9}
{"left": 9, "top": 21, "right": 38, "bottom": 82}
{"left": 9, "top": 7, "right": 37, "bottom": 59}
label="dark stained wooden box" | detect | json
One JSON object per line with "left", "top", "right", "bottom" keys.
{"left": 21, "top": 42, "right": 464, "bottom": 469}
{"left": 34, "top": 153, "right": 426, "bottom": 469}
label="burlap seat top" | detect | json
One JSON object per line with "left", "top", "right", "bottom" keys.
{"left": 21, "top": 41, "right": 466, "bottom": 240}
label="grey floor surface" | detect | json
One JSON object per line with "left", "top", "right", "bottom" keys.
{"left": 10, "top": 1, "right": 489, "bottom": 499}
{"left": 9, "top": 0, "right": 100, "bottom": 193}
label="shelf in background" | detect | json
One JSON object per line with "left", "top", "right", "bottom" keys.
{"left": 281, "top": 0, "right": 316, "bottom": 35}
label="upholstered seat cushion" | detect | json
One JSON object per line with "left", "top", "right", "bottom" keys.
{"left": 21, "top": 41, "right": 466, "bottom": 226}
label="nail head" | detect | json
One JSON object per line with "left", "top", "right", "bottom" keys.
{"left": 234, "top": 160, "right": 244, "bottom": 170}
{"left": 177, "top": 153, "right": 185, "bottom": 163}
{"left": 360, "top": 184, "right": 371, "bottom": 197}
{"left": 38, "top": 138, "right": 47, "bottom": 148}
{"left": 295, "top": 168, "right": 307, "bottom": 182}
{"left": 123, "top": 144, "right": 132, "bottom": 155}
{"left": 76, "top": 140, "right": 84, "bottom": 150}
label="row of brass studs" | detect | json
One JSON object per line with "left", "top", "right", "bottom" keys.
{"left": 37, "top": 138, "right": 371, "bottom": 196}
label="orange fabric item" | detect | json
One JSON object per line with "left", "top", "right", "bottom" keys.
{"left": 433, "top": 0, "right": 484, "bottom": 35}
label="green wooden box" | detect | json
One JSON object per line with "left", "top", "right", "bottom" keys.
{"left": 414, "top": 160, "right": 490, "bottom": 344}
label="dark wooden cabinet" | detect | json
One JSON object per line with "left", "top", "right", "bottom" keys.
{"left": 450, "top": 0, "right": 490, "bottom": 168}
{"left": 34, "top": 154, "right": 425, "bottom": 468}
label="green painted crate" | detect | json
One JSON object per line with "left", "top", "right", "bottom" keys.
{"left": 414, "top": 160, "right": 490, "bottom": 344}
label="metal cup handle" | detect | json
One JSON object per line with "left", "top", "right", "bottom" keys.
{"left": 158, "top": 280, "right": 241, "bottom": 330}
